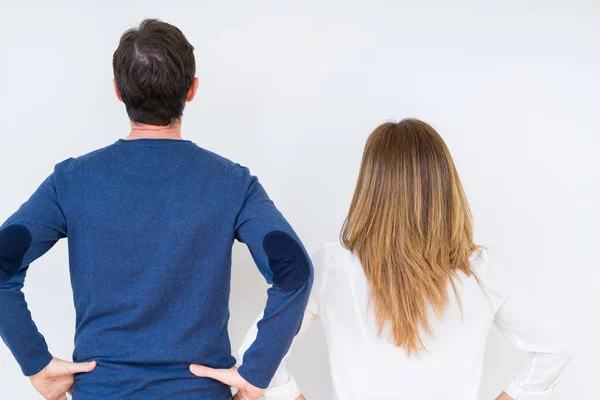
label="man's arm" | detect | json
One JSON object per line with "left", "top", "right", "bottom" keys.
{"left": 193, "top": 246, "right": 328, "bottom": 399}
{"left": 231, "top": 167, "right": 314, "bottom": 389}
{"left": 233, "top": 308, "right": 315, "bottom": 400}
{"left": 233, "top": 246, "right": 329, "bottom": 399}
{"left": 0, "top": 166, "right": 97, "bottom": 399}
{"left": 0, "top": 173, "right": 66, "bottom": 376}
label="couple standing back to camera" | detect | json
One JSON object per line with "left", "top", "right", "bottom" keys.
{"left": 0, "top": 19, "right": 570, "bottom": 400}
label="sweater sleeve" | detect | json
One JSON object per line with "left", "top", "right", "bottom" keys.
{"left": 237, "top": 246, "right": 329, "bottom": 399}
{"left": 481, "top": 250, "right": 573, "bottom": 399}
{"left": 232, "top": 167, "right": 314, "bottom": 389}
{"left": 0, "top": 171, "right": 68, "bottom": 376}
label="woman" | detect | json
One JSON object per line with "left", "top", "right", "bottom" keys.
{"left": 190, "top": 119, "right": 572, "bottom": 399}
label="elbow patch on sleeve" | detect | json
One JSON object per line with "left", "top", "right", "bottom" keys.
{"left": 0, "top": 224, "right": 32, "bottom": 283}
{"left": 263, "top": 231, "right": 310, "bottom": 292}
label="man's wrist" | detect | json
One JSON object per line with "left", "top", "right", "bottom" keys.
{"left": 237, "top": 364, "right": 269, "bottom": 390}
{"left": 22, "top": 351, "right": 53, "bottom": 377}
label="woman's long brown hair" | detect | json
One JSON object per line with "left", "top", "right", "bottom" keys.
{"left": 341, "top": 118, "right": 478, "bottom": 355}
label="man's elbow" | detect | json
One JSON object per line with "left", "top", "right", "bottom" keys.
{"left": 0, "top": 224, "right": 31, "bottom": 284}
{"left": 263, "top": 230, "right": 312, "bottom": 292}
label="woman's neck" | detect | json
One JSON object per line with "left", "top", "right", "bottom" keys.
{"left": 125, "top": 120, "right": 183, "bottom": 140}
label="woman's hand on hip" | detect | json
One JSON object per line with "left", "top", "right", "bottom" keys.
{"left": 496, "top": 392, "right": 514, "bottom": 400}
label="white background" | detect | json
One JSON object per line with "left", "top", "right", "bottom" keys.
{"left": 0, "top": 1, "right": 598, "bottom": 398}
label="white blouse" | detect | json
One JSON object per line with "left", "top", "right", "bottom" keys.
{"left": 239, "top": 242, "right": 571, "bottom": 400}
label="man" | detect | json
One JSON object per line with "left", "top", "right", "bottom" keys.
{"left": 0, "top": 19, "right": 313, "bottom": 400}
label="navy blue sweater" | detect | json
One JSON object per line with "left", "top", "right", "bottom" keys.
{"left": 0, "top": 138, "right": 313, "bottom": 399}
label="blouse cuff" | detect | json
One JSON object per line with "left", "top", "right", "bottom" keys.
{"left": 262, "top": 374, "right": 301, "bottom": 400}
{"left": 505, "top": 379, "right": 554, "bottom": 399}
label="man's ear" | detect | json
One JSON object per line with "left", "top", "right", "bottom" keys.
{"left": 186, "top": 77, "right": 199, "bottom": 102}
{"left": 113, "top": 79, "right": 124, "bottom": 102}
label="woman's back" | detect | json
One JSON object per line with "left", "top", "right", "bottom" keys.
{"left": 234, "top": 119, "right": 571, "bottom": 400}
{"left": 260, "top": 242, "right": 569, "bottom": 400}
{"left": 315, "top": 242, "right": 493, "bottom": 399}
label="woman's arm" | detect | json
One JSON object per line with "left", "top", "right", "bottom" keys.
{"left": 482, "top": 250, "right": 572, "bottom": 399}
{"left": 493, "top": 291, "right": 572, "bottom": 399}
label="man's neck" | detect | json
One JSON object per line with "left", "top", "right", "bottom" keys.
{"left": 125, "top": 120, "right": 183, "bottom": 140}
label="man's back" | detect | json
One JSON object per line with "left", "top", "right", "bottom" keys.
{"left": 65, "top": 138, "right": 236, "bottom": 398}
{"left": 0, "top": 137, "right": 312, "bottom": 399}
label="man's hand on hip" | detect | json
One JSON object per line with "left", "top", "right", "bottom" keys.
{"left": 29, "top": 357, "right": 97, "bottom": 400}
{"left": 189, "top": 364, "right": 264, "bottom": 400}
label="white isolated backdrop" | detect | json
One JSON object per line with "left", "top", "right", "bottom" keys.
{"left": 0, "top": 0, "right": 598, "bottom": 398}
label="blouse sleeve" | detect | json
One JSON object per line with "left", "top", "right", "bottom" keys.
{"left": 480, "top": 250, "right": 573, "bottom": 399}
